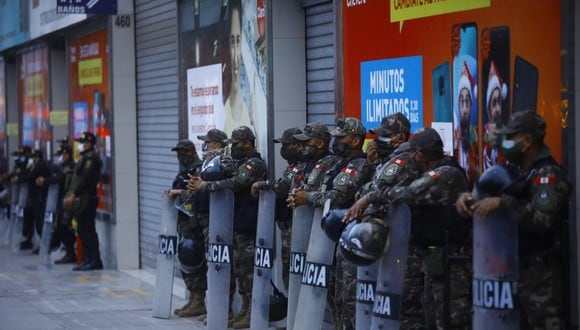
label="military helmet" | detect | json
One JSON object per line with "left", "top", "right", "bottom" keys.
{"left": 201, "top": 154, "right": 227, "bottom": 181}
{"left": 472, "top": 164, "right": 523, "bottom": 201}
{"left": 268, "top": 289, "right": 288, "bottom": 322}
{"left": 321, "top": 208, "right": 348, "bottom": 243}
{"left": 177, "top": 236, "right": 206, "bottom": 274}
{"left": 339, "top": 217, "right": 390, "bottom": 267}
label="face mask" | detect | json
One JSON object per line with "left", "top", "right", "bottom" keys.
{"left": 77, "top": 144, "right": 85, "bottom": 153}
{"left": 19, "top": 156, "right": 25, "bottom": 162}
{"left": 301, "top": 144, "right": 318, "bottom": 161}
{"left": 27, "top": 158, "right": 33, "bottom": 166}
{"left": 202, "top": 143, "right": 208, "bottom": 152}
{"left": 501, "top": 137, "right": 525, "bottom": 164}
{"left": 177, "top": 154, "right": 194, "bottom": 166}
{"left": 56, "top": 155, "right": 64, "bottom": 164}
{"left": 231, "top": 145, "right": 246, "bottom": 159}
{"left": 332, "top": 138, "right": 351, "bottom": 157}
{"left": 280, "top": 145, "right": 300, "bottom": 163}
{"left": 375, "top": 140, "right": 396, "bottom": 159}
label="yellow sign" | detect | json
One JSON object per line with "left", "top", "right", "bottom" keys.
{"left": 390, "top": 0, "right": 490, "bottom": 31}
{"left": 78, "top": 58, "right": 103, "bottom": 85}
{"left": 7, "top": 123, "right": 18, "bottom": 136}
{"left": 50, "top": 110, "right": 69, "bottom": 126}
{"left": 25, "top": 74, "right": 44, "bottom": 97}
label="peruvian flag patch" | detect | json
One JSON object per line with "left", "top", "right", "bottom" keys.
{"left": 393, "top": 158, "right": 406, "bottom": 166}
{"left": 534, "top": 176, "right": 555, "bottom": 185}
{"left": 244, "top": 164, "right": 254, "bottom": 171}
{"left": 428, "top": 170, "right": 439, "bottom": 179}
{"left": 342, "top": 168, "right": 357, "bottom": 176}
{"left": 315, "top": 164, "right": 324, "bottom": 169}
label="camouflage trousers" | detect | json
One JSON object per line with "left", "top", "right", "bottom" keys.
{"left": 177, "top": 214, "right": 208, "bottom": 295}
{"left": 233, "top": 231, "right": 256, "bottom": 296}
{"left": 422, "top": 247, "right": 471, "bottom": 330}
{"left": 401, "top": 244, "right": 426, "bottom": 330}
{"left": 277, "top": 223, "right": 291, "bottom": 288}
{"left": 333, "top": 247, "right": 357, "bottom": 330}
{"left": 519, "top": 253, "right": 564, "bottom": 330}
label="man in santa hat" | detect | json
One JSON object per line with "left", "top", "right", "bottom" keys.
{"left": 483, "top": 60, "right": 509, "bottom": 170}
{"left": 454, "top": 60, "right": 478, "bottom": 184}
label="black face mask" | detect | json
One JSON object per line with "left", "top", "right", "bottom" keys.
{"left": 301, "top": 144, "right": 318, "bottom": 161}
{"left": 332, "top": 138, "right": 351, "bottom": 157}
{"left": 231, "top": 145, "right": 246, "bottom": 159}
{"left": 375, "top": 140, "right": 396, "bottom": 159}
{"left": 177, "top": 154, "right": 194, "bottom": 167}
{"left": 280, "top": 145, "right": 300, "bottom": 163}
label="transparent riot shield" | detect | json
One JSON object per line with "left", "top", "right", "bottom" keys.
{"left": 286, "top": 205, "right": 315, "bottom": 330}
{"left": 294, "top": 200, "right": 333, "bottom": 330}
{"left": 250, "top": 189, "right": 276, "bottom": 329}
{"left": 370, "top": 202, "right": 411, "bottom": 330}
{"left": 3, "top": 184, "right": 19, "bottom": 247}
{"left": 473, "top": 207, "right": 518, "bottom": 329}
{"left": 39, "top": 184, "right": 59, "bottom": 265}
{"left": 152, "top": 192, "right": 178, "bottom": 318}
{"left": 0, "top": 188, "right": 8, "bottom": 242}
{"left": 11, "top": 183, "right": 28, "bottom": 253}
{"left": 356, "top": 261, "right": 380, "bottom": 329}
{"left": 206, "top": 189, "right": 235, "bottom": 329}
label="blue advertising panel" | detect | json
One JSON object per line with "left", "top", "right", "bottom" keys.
{"left": 0, "top": 1, "right": 30, "bottom": 51}
{"left": 57, "top": 0, "right": 117, "bottom": 15}
{"left": 360, "top": 56, "right": 423, "bottom": 133}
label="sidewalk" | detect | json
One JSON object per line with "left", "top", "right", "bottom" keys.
{"left": 0, "top": 247, "right": 204, "bottom": 330}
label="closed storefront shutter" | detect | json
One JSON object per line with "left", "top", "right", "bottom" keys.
{"left": 135, "top": 0, "right": 179, "bottom": 268}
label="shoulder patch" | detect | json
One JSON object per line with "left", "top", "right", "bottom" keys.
{"left": 385, "top": 163, "right": 400, "bottom": 175}
{"left": 315, "top": 164, "right": 324, "bottom": 169}
{"left": 428, "top": 170, "right": 439, "bottom": 179}
{"left": 534, "top": 176, "right": 555, "bottom": 185}
{"left": 244, "top": 164, "right": 254, "bottom": 171}
{"left": 342, "top": 168, "right": 356, "bottom": 176}
{"left": 392, "top": 158, "right": 406, "bottom": 166}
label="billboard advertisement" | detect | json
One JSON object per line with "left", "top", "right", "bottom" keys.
{"left": 342, "top": 1, "right": 562, "bottom": 183}
{"left": 181, "top": 0, "right": 269, "bottom": 159}
{"left": 29, "top": 0, "right": 87, "bottom": 39}
{"left": 69, "top": 29, "right": 112, "bottom": 214}
{"left": 18, "top": 46, "right": 51, "bottom": 153}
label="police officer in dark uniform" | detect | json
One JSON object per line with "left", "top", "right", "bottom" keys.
{"left": 41, "top": 143, "right": 77, "bottom": 263}
{"left": 24, "top": 150, "right": 51, "bottom": 254}
{"left": 187, "top": 125, "right": 266, "bottom": 329}
{"left": 10, "top": 146, "right": 33, "bottom": 249}
{"left": 63, "top": 131, "right": 103, "bottom": 271}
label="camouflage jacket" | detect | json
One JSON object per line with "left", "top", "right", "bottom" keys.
{"left": 500, "top": 147, "right": 570, "bottom": 254}
{"left": 204, "top": 151, "right": 266, "bottom": 193}
{"left": 303, "top": 153, "right": 341, "bottom": 192}
{"left": 307, "top": 152, "right": 373, "bottom": 208}
{"left": 365, "top": 151, "right": 422, "bottom": 206}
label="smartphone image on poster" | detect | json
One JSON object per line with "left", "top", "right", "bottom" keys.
{"left": 432, "top": 61, "right": 452, "bottom": 122}
{"left": 481, "top": 26, "right": 510, "bottom": 171}
{"left": 512, "top": 56, "right": 539, "bottom": 113}
{"left": 452, "top": 22, "right": 478, "bottom": 184}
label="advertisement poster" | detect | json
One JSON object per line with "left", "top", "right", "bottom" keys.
{"left": 342, "top": 1, "right": 562, "bottom": 183}
{"left": 0, "top": 58, "right": 6, "bottom": 173}
{"left": 69, "top": 29, "right": 112, "bottom": 213}
{"left": 18, "top": 46, "right": 51, "bottom": 152}
{"left": 181, "top": 0, "right": 269, "bottom": 159}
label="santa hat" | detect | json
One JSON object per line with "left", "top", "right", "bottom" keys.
{"left": 486, "top": 61, "right": 508, "bottom": 108}
{"left": 458, "top": 61, "right": 477, "bottom": 100}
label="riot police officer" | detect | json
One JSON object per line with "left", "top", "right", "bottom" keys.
{"left": 10, "top": 146, "right": 33, "bottom": 249}
{"left": 457, "top": 111, "right": 570, "bottom": 329}
{"left": 187, "top": 125, "right": 266, "bottom": 329}
{"left": 63, "top": 132, "right": 103, "bottom": 271}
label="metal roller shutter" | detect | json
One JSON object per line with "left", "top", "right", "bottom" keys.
{"left": 305, "top": 2, "right": 336, "bottom": 125}
{"left": 135, "top": 0, "right": 179, "bottom": 269}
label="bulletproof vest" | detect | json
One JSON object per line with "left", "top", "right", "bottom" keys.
{"left": 233, "top": 151, "right": 265, "bottom": 234}
{"left": 519, "top": 155, "right": 568, "bottom": 254}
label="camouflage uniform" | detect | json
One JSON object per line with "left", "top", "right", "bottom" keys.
{"left": 496, "top": 111, "right": 570, "bottom": 329}
{"left": 308, "top": 118, "right": 373, "bottom": 330}
{"left": 389, "top": 128, "right": 471, "bottom": 330}
{"left": 202, "top": 126, "right": 266, "bottom": 314}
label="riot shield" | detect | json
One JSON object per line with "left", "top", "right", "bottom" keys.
{"left": 152, "top": 192, "right": 178, "bottom": 318}
{"left": 206, "top": 189, "right": 235, "bottom": 330}
{"left": 370, "top": 202, "right": 411, "bottom": 330}
{"left": 3, "top": 185, "right": 19, "bottom": 247}
{"left": 294, "top": 200, "right": 333, "bottom": 330}
{"left": 357, "top": 261, "right": 380, "bottom": 329}
{"left": 39, "top": 184, "right": 59, "bottom": 265}
{"left": 250, "top": 189, "right": 276, "bottom": 329}
{"left": 472, "top": 207, "right": 518, "bottom": 329}
{"left": 11, "top": 183, "right": 28, "bottom": 253}
{"left": 0, "top": 207, "right": 7, "bottom": 246}
{"left": 286, "top": 204, "right": 315, "bottom": 330}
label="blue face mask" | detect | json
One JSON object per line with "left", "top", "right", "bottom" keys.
{"left": 500, "top": 137, "right": 526, "bottom": 163}
{"left": 501, "top": 139, "right": 517, "bottom": 150}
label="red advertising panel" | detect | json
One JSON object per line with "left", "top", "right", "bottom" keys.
{"left": 18, "top": 46, "right": 51, "bottom": 153}
{"left": 342, "top": 1, "right": 562, "bottom": 181}
{"left": 69, "top": 29, "right": 112, "bottom": 213}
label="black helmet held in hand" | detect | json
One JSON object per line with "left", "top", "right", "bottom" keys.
{"left": 200, "top": 154, "right": 227, "bottom": 181}
{"left": 321, "top": 208, "right": 348, "bottom": 242}
{"left": 472, "top": 164, "right": 524, "bottom": 201}
{"left": 177, "top": 236, "right": 205, "bottom": 274}
{"left": 339, "top": 216, "right": 390, "bottom": 267}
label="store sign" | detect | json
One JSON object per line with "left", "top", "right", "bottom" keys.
{"left": 30, "top": 0, "right": 87, "bottom": 39}
{"left": 56, "top": 0, "right": 117, "bottom": 15}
